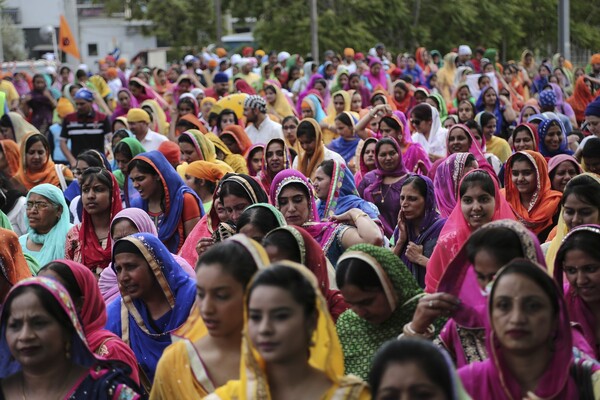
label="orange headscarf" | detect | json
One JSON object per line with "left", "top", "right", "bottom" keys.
{"left": 567, "top": 76, "right": 595, "bottom": 124}
{"left": 220, "top": 125, "right": 253, "bottom": 155}
{"left": 0, "top": 140, "right": 21, "bottom": 176}
{"left": 297, "top": 118, "right": 325, "bottom": 180}
{"left": 0, "top": 227, "right": 31, "bottom": 287}
{"left": 502, "top": 151, "right": 562, "bottom": 235}
{"left": 178, "top": 113, "right": 208, "bottom": 134}
{"left": 15, "top": 132, "right": 72, "bottom": 191}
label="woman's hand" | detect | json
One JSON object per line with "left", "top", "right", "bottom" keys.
{"left": 405, "top": 241, "right": 425, "bottom": 265}
{"left": 411, "top": 293, "right": 460, "bottom": 333}
{"left": 195, "top": 237, "right": 214, "bottom": 256}
{"left": 331, "top": 209, "right": 361, "bottom": 225}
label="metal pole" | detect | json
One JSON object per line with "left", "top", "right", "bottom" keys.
{"left": 0, "top": 21, "right": 4, "bottom": 62}
{"left": 51, "top": 29, "right": 59, "bottom": 62}
{"left": 215, "top": 0, "right": 222, "bottom": 46}
{"left": 310, "top": 0, "right": 318, "bottom": 64}
{"left": 558, "top": 0, "right": 570, "bottom": 60}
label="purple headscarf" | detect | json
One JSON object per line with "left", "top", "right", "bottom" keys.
{"left": 296, "top": 73, "right": 329, "bottom": 114}
{"left": 111, "top": 88, "right": 140, "bottom": 122}
{"left": 433, "top": 152, "right": 471, "bottom": 218}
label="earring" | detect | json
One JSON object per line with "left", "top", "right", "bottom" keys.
{"left": 65, "top": 341, "right": 71, "bottom": 359}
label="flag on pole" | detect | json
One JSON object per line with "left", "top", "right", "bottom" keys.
{"left": 59, "top": 15, "right": 81, "bottom": 60}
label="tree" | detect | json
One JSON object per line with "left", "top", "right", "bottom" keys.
{"left": 1, "top": 15, "right": 27, "bottom": 61}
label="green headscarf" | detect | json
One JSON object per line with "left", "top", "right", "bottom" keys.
{"left": 243, "top": 203, "right": 287, "bottom": 228}
{"left": 113, "top": 137, "right": 146, "bottom": 188}
{"left": 335, "top": 244, "right": 426, "bottom": 381}
{"left": 0, "top": 210, "right": 12, "bottom": 231}
{"left": 428, "top": 93, "right": 448, "bottom": 121}
{"left": 330, "top": 66, "right": 350, "bottom": 94}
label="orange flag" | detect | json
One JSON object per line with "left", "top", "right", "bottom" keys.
{"left": 59, "top": 15, "right": 81, "bottom": 60}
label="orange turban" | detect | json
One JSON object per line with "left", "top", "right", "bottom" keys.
{"left": 591, "top": 54, "right": 600, "bottom": 64}
{"left": 344, "top": 48, "right": 355, "bottom": 57}
{"left": 157, "top": 141, "right": 181, "bottom": 165}
{"left": 208, "top": 59, "right": 218, "bottom": 68}
{"left": 106, "top": 67, "right": 118, "bottom": 79}
{"left": 186, "top": 160, "right": 231, "bottom": 182}
{"left": 216, "top": 47, "right": 227, "bottom": 58}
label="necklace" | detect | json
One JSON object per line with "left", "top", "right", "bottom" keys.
{"left": 380, "top": 183, "right": 391, "bottom": 204}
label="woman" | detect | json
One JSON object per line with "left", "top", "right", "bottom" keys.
{"left": 458, "top": 259, "right": 600, "bottom": 399}
{"left": 353, "top": 137, "right": 377, "bottom": 187}
{"left": 545, "top": 173, "right": 600, "bottom": 270}
{"left": 314, "top": 159, "right": 379, "bottom": 221}
{"left": 293, "top": 118, "right": 345, "bottom": 180}
{"left": 106, "top": 233, "right": 196, "bottom": 389}
{"left": 256, "top": 137, "right": 292, "bottom": 196}
{"left": 567, "top": 76, "right": 595, "bottom": 125}
{"left": 38, "top": 260, "right": 139, "bottom": 383}
{"left": 26, "top": 74, "right": 56, "bottom": 132}
{"left": 245, "top": 144, "right": 264, "bottom": 176}
{"left": 391, "top": 80, "right": 415, "bottom": 115}
{"left": 142, "top": 99, "right": 168, "bottom": 135}
{"left": 322, "top": 91, "right": 351, "bottom": 145}
{"left": 393, "top": 175, "right": 446, "bottom": 288}
{"left": 365, "top": 57, "right": 389, "bottom": 91}
{"left": 475, "top": 86, "right": 516, "bottom": 138}
{"left": 19, "top": 183, "right": 72, "bottom": 270}
{"left": 0, "top": 228, "right": 31, "bottom": 299}
{"left": 503, "top": 151, "right": 562, "bottom": 241}
{"left": 236, "top": 203, "right": 287, "bottom": 242}
{"left": 327, "top": 111, "right": 360, "bottom": 167}
{"left": 300, "top": 93, "right": 327, "bottom": 123}
{"left": 548, "top": 154, "right": 582, "bottom": 192}
{"left": 358, "top": 137, "right": 408, "bottom": 237}
{"left": 151, "top": 236, "right": 269, "bottom": 399}
{"left": 206, "top": 133, "right": 249, "bottom": 174}
{"left": 335, "top": 244, "right": 426, "bottom": 381}
{"left": 433, "top": 153, "right": 478, "bottom": 218}
{"left": 437, "top": 52, "right": 458, "bottom": 103}
{"left": 262, "top": 226, "right": 349, "bottom": 320}
{"left": 510, "top": 123, "right": 539, "bottom": 152}
{"left": 281, "top": 115, "right": 302, "bottom": 158}
{"left": 518, "top": 104, "right": 540, "bottom": 124}
{"left": 207, "top": 263, "right": 370, "bottom": 399}
{"left": 112, "top": 88, "right": 140, "bottom": 121}
{"left": 270, "top": 169, "right": 382, "bottom": 265}
{"left": 0, "top": 277, "right": 141, "bottom": 399}
{"left": 220, "top": 125, "right": 253, "bottom": 156}
{"left": 426, "top": 169, "right": 515, "bottom": 293}
{"left": 128, "top": 150, "right": 202, "bottom": 253}
{"left": 65, "top": 168, "right": 123, "bottom": 274}
{"left": 537, "top": 118, "right": 573, "bottom": 159}
{"left": 475, "top": 111, "right": 512, "bottom": 163}
{"left": 185, "top": 160, "right": 232, "bottom": 213}
{"left": 555, "top": 225, "right": 600, "bottom": 359}
{"left": 15, "top": 132, "right": 72, "bottom": 191}
{"left": 219, "top": 173, "right": 269, "bottom": 223}
{"left": 410, "top": 103, "right": 448, "bottom": 161}
{"left": 369, "top": 339, "right": 470, "bottom": 400}
{"left": 0, "top": 139, "right": 20, "bottom": 178}
{"left": 113, "top": 137, "right": 146, "bottom": 207}
{"left": 0, "top": 111, "right": 39, "bottom": 143}
{"left": 264, "top": 80, "right": 295, "bottom": 121}
{"left": 99, "top": 208, "right": 196, "bottom": 305}
{"left": 457, "top": 99, "right": 476, "bottom": 124}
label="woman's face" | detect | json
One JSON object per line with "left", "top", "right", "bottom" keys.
{"left": 562, "top": 194, "right": 600, "bottom": 231}
{"left": 447, "top": 128, "right": 471, "bottom": 154}
{"left": 458, "top": 102, "right": 473, "bottom": 122}
{"left": 221, "top": 135, "right": 241, "bottom": 154}
{"left": 33, "top": 76, "right": 46, "bottom": 91}
{"left": 443, "top": 118, "right": 456, "bottom": 129}
{"left": 351, "top": 93, "right": 362, "bottom": 111}
{"left": 111, "top": 219, "right": 139, "bottom": 241}
{"left": 129, "top": 84, "right": 141, "bottom": 97}
{"left": 26, "top": 193, "right": 61, "bottom": 234}
{"left": 394, "top": 86, "right": 407, "bottom": 101}
{"left": 313, "top": 167, "right": 331, "bottom": 200}
{"left": 473, "top": 249, "right": 503, "bottom": 290}
{"left": 374, "top": 361, "right": 447, "bottom": 400}
{"left": 81, "top": 176, "right": 111, "bottom": 216}
{"left": 129, "top": 166, "right": 162, "bottom": 200}
{"left": 178, "top": 102, "right": 194, "bottom": 116}
{"left": 513, "top": 130, "right": 535, "bottom": 151}
{"left": 250, "top": 149, "right": 263, "bottom": 173}
{"left": 458, "top": 87, "right": 471, "bottom": 101}
{"left": 6, "top": 290, "right": 69, "bottom": 370}
{"left": 118, "top": 91, "right": 131, "bottom": 109}
{"left": 0, "top": 126, "right": 15, "bottom": 141}
{"left": 114, "top": 151, "right": 132, "bottom": 174}
{"left": 551, "top": 162, "right": 578, "bottom": 193}
{"left": 371, "top": 63, "right": 382, "bottom": 76}
{"left": 483, "top": 119, "right": 497, "bottom": 137}
{"left": 484, "top": 89, "right": 497, "bottom": 107}
{"left": 349, "top": 76, "right": 360, "bottom": 90}
{"left": 425, "top": 98, "right": 439, "bottom": 111}
{"left": 377, "top": 143, "right": 399, "bottom": 172}
{"left": 278, "top": 186, "right": 310, "bottom": 226}
{"left": 379, "top": 121, "right": 399, "bottom": 141}
{"left": 26, "top": 141, "right": 48, "bottom": 173}
{"left": 114, "top": 252, "right": 156, "bottom": 300}
{"left": 339, "top": 74, "right": 349, "bottom": 88}
{"left": 335, "top": 120, "right": 352, "bottom": 139}
{"left": 511, "top": 160, "right": 537, "bottom": 197}
{"left": 491, "top": 273, "right": 556, "bottom": 353}
{"left": 301, "top": 107, "right": 314, "bottom": 119}
{"left": 201, "top": 102, "right": 213, "bottom": 116}
{"left": 363, "top": 142, "right": 377, "bottom": 170}
{"left": 544, "top": 125, "right": 563, "bottom": 152}
{"left": 222, "top": 194, "right": 251, "bottom": 224}
{"left": 265, "top": 88, "right": 276, "bottom": 104}
{"left": 333, "top": 95, "right": 346, "bottom": 114}
{"left": 340, "top": 283, "right": 392, "bottom": 325}
{"left": 298, "top": 135, "right": 316, "bottom": 157}
{"left": 73, "top": 159, "right": 90, "bottom": 185}
{"left": 563, "top": 248, "right": 600, "bottom": 305}
{"left": 400, "top": 183, "right": 426, "bottom": 221}
{"left": 248, "top": 285, "right": 315, "bottom": 363}
{"left": 196, "top": 264, "right": 245, "bottom": 337}
{"left": 522, "top": 107, "right": 536, "bottom": 122}
{"left": 460, "top": 184, "right": 496, "bottom": 230}
{"left": 220, "top": 114, "right": 236, "bottom": 131}
{"left": 414, "top": 92, "right": 427, "bottom": 104}
{"left": 179, "top": 142, "right": 200, "bottom": 164}
{"left": 266, "top": 142, "right": 285, "bottom": 174}
{"left": 282, "top": 121, "right": 297, "bottom": 143}
{"left": 313, "top": 82, "right": 326, "bottom": 98}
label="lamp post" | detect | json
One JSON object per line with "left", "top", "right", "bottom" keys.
{"left": 558, "top": 0, "right": 570, "bottom": 60}
{"left": 310, "top": 0, "right": 318, "bottom": 64}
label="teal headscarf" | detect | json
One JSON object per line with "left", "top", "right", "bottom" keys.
{"left": 19, "top": 184, "right": 73, "bottom": 269}
{"left": 0, "top": 210, "right": 12, "bottom": 231}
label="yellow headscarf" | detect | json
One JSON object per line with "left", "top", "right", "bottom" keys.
{"left": 297, "top": 118, "right": 325, "bottom": 180}
{"left": 322, "top": 90, "right": 352, "bottom": 144}
{"left": 206, "top": 133, "right": 249, "bottom": 174}
{"left": 141, "top": 99, "right": 168, "bottom": 135}
{"left": 6, "top": 111, "right": 39, "bottom": 143}
{"left": 264, "top": 82, "right": 295, "bottom": 120}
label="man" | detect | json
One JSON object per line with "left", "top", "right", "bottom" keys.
{"left": 126, "top": 108, "right": 167, "bottom": 152}
{"left": 457, "top": 45, "right": 475, "bottom": 69}
{"left": 204, "top": 72, "right": 229, "bottom": 100}
{"left": 342, "top": 48, "right": 357, "bottom": 74}
{"left": 244, "top": 95, "right": 283, "bottom": 144}
{"left": 60, "top": 88, "right": 110, "bottom": 167}
{"left": 590, "top": 54, "right": 600, "bottom": 92}
{"left": 576, "top": 97, "right": 600, "bottom": 159}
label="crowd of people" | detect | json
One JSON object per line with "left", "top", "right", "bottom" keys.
{"left": 0, "top": 42, "right": 599, "bottom": 399}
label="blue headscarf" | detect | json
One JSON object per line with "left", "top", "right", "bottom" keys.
{"left": 19, "top": 184, "right": 73, "bottom": 270}
{"left": 105, "top": 233, "right": 197, "bottom": 383}
{"left": 304, "top": 94, "right": 327, "bottom": 123}
{"left": 475, "top": 86, "right": 505, "bottom": 136}
{"left": 327, "top": 111, "right": 361, "bottom": 164}
{"left": 537, "top": 118, "right": 573, "bottom": 157}
{"left": 130, "top": 151, "right": 203, "bottom": 253}
{"left": 316, "top": 160, "right": 380, "bottom": 220}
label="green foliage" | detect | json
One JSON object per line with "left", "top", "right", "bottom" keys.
{"left": 1, "top": 15, "right": 27, "bottom": 61}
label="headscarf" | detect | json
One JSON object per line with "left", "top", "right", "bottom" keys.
{"left": 220, "top": 125, "right": 253, "bottom": 155}
{"left": 503, "top": 151, "right": 562, "bottom": 235}
{"left": 178, "top": 113, "right": 208, "bottom": 134}
{"left": 297, "top": 73, "right": 329, "bottom": 115}
{"left": 234, "top": 79, "right": 256, "bottom": 95}
{"left": 301, "top": 93, "right": 327, "bottom": 122}
{"left": 206, "top": 133, "right": 249, "bottom": 174}
{"left": 130, "top": 151, "right": 202, "bottom": 252}
{"left": 115, "top": 137, "right": 146, "bottom": 207}
{"left": 79, "top": 172, "right": 123, "bottom": 272}
{"left": 317, "top": 160, "right": 379, "bottom": 220}
{"left": 537, "top": 118, "right": 573, "bottom": 157}
{"left": 434, "top": 153, "right": 472, "bottom": 218}
{"left": 0, "top": 228, "right": 31, "bottom": 288}
{"left": 296, "top": 118, "right": 326, "bottom": 180}
{"left": 220, "top": 173, "right": 269, "bottom": 205}
{"left": 510, "top": 123, "right": 539, "bottom": 151}
{"left": 353, "top": 137, "right": 378, "bottom": 187}
{"left": 15, "top": 132, "right": 69, "bottom": 191}
{"left": 5, "top": 111, "right": 39, "bottom": 143}
{"left": 326, "top": 111, "right": 360, "bottom": 164}
{"left": 437, "top": 52, "right": 458, "bottom": 103}
{"left": 244, "top": 144, "right": 264, "bottom": 176}
{"left": 264, "top": 79, "right": 295, "bottom": 118}
{"left": 105, "top": 233, "right": 196, "bottom": 383}
{"left": 335, "top": 244, "right": 424, "bottom": 381}
{"left": 141, "top": 99, "right": 168, "bottom": 135}
{"left": 111, "top": 88, "right": 140, "bottom": 121}
{"left": 364, "top": 57, "right": 388, "bottom": 90}
{"left": 0, "top": 277, "right": 97, "bottom": 377}
{"left": 129, "top": 77, "right": 168, "bottom": 109}
{"left": 554, "top": 225, "right": 600, "bottom": 359}
{"left": 429, "top": 92, "right": 448, "bottom": 121}
{"left": 362, "top": 137, "right": 408, "bottom": 205}
{"left": 518, "top": 104, "right": 540, "bottom": 124}
{"left": 548, "top": 154, "right": 582, "bottom": 183}
{"left": 425, "top": 169, "right": 516, "bottom": 293}
{"left": 20, "top": 184, "right": 73, "bottom": 270}
{"left": 444, "top": 123, "right": 494, "bottom": 176}
{"left": 209, "top": 261, "right": 367, "bottom": 399}
{"left": 256, "top": 137, "right": 292, "bottom": 195}
{"left": 475, "top": 86, "right": 504, "bottom": 136}
{"left": 0, "top": 139, "right": 20, "bottom": 175}
{"left": 567, "top": 76, "right": 595, "bottom": 123}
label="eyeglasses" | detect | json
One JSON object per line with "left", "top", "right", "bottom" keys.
{"left": 26, "top": 201, "right": 54, "bottom": 210}
{"left": 283, "top": 125, "right": 297, "bottom": 130}
{"left": 411, "top": 119, "right": 421, "bottom": 126}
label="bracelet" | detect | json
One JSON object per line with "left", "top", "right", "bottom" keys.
{"left": 402, "top": 322, "right": 435, "bottom": 339}
{"left": 352, "top": 212, "right": 368, "bottom": 224}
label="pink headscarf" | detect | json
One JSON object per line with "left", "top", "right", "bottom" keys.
{"left": 364, "top": 57, "right": 388, "bottom": 91}
{"left": 425, "top": 169, "right": 516, "bottom": 293}
{"left": 433, "top": 152, "right": 473, "bottom": 218}
{"left": 111, "top": 88, "right": 140, "bottom": 121}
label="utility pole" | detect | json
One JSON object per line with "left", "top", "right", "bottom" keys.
{"left": 310, "top": 0, "right": 318, "bottom": 64}
{"left": 558, "top": 0, "right": 570, "bottom": 60}
{"left": 215, "top": 0, "right": 222, "bottom": 46}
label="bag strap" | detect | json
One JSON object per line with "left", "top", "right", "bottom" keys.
{"left": 55, "top": 164, "right": 67, "bottom": 191}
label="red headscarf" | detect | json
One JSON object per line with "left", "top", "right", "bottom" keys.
{"left": 567, "top": 76, "right": 595, "bottom": 124}
{"left": 234, "top": 79, "right": 256, "bottom": 95}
